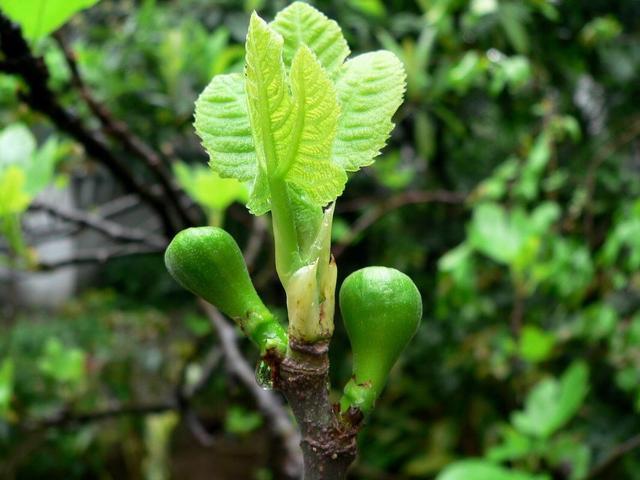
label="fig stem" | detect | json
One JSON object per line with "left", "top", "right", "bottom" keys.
{"left": 275, "top": 339, "right": 358, "bottom": 479}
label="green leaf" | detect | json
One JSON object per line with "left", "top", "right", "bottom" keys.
{"left": 244, "top": 12, "right": 294, "bottom": 214}
{"left": 0, "top": 167, "right": 31, "bottom": 216}
{"left": 283, "top": 44, "right": 346, "bottom": 205}
{"left": 173, "top": 162, "right": 248, "bottom": 214}
{"left": 512, "top": 361, "right": 589, "bottom": 438}
{"left": 194, "top": 74, "right": 256, "bottom": 182}
{"left": 347, "top": 0, "right": 387, "bottom": 18}
{"left": 437, "top": 460, "right": 548, "bottom": 480}
{"left": 469, "top": 203, "right": 522, "bottom": 265}
{"left": 546, "top": 435, "right": 591, "bottom": 480}
{"left": 38, "top": 338, "right": 86, "bottom": 385}
{"left": 332, "top": 51, "right": 406, "bottom": 172}
{"left": 271, "top": 1, "right": 350, "bottom": 79}
{"left": 0, "top": 125, "right": 65, "bottom": 198}
{"left": 225, "top": 405, "right": 263, "bottom": 435}
{"left": 0, "top": 358, "right": 14, "bottom": 419}
{"left": 0, "top": 124, "right": 36, "bottom": 168}
{"left": 498, "top": 3, "right": 530, "bottom": 53}
{"left": 0, "top": 0, "right": 100, "bottom": 41}
{"left": 447, "top": 51, "right": 485, "bottom": 93}
{"left": 24, "top": 137, "right": 65, "bottom": 196}
{"left": 245, "top": 13, "right": 345, "bottom": 211}
{"left": 487, "top": 427, "right": 534, "bottom": 462}
{"left": 519, "top": 325, "right": 555, "bottom": 363}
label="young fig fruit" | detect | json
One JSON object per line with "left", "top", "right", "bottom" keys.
{"left": 339, "top": 266, "right": 422, "bottom": 414}
{"left": 165, "top": 227, "right": 286, "bottom": 354}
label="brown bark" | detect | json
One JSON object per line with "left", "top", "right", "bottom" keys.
{"left": 274, "top": 340, "right": 359, "bottom": 480}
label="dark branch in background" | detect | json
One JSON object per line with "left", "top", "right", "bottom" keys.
{"left": 581, "top": 115, "right": 640, "bottom": 242}
{"left": 13, "top": 202, "right": 302, "bottom": 477}
{"left": 586, "top": 433, "right": 640, "bottom": 480}
{"left": 243, "top": 215, "right": 268, "bottom": 270}
{"left": 20, "top": 195, "right": 144, "bottom": 245}
{"left": 200, "top": 300, "right": 303, "bottom": 479}
{"left": 0, "top": 13, "right": 187, "bottom": 238}
{"left": 53, "top": 30, "right": 200, "bottom": 228}
{"left": 29, "top": 199, "right": 166, "bottom": 248}
{"left": 36, "top": 243, "right": 163, "bottom": 271}
{"left": 334, "top": 189, "right": 467, "bottom": 258}
{"left": 26, "top": 402, "right": 177, "bottom": 429}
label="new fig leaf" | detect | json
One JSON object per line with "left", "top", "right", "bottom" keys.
{"left": 270, "top": 1, "right": 350, "bottom": 78}
{"left": 194, "top": 2, "right": 406, "bottom": 216}
{"left": 333, "top": 51, "right": 406, "bottom": 172}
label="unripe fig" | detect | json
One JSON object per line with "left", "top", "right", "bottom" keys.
{"left": 339, "top": 266, "right": 422, "bottom": 413}
{"left": 165, "top": 227, "right": 286, "bottom": 354}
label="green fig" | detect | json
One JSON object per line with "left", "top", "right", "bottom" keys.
{"left": 165, "top": 227, "right": 287, "bottom": 354}
{"left": 339, "top": 266, "right": 422, "bottom": 414}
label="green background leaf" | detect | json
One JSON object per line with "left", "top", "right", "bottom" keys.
{"left": 0, "top": 0, "right": 100, "bottom": 40}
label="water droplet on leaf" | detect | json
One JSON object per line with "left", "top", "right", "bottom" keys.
{"left": 255, "top": 360, "right": 273, "bottom": 390}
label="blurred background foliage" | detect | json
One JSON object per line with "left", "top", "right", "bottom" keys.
{"left": 1, "top": 0, "right": 640, "bottom": 478}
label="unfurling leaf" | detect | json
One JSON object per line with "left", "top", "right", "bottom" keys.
{"left": 244, "top": 12, "right": 294, "bottom": 214}
{"left": 194, "top": 5, "right": 405, "bottom": 218}
{"left": 283, "top": 44, "right": 346, "bottom": 205}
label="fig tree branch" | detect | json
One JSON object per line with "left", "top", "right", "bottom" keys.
{"left": 24, "top": 402, "right": 177, "bottom": 430}
{"left": 334, "top": 189, "right": 467, "bottom": 257}
{"left": 53, "top": 30, "right": 200, "bottom": 228}
{"left": 35, "top": 243, "right": 163, "bottom": 271}
{"left": 199, "top": 300, "right": 303, "bottom": 479}
{"left": 586, "top": 433, "right": 640, "bottom": 480}
{"left": 29, "top": 199, "right": 166, "bottom": 248}
{"left": 0, "top": 13, "right": 177, "bottom": 237}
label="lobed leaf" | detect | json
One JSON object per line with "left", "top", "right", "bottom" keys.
{"left": 194, "top": 73, "right": 256, "bottom": 182}
{"left": 283, "top": 45, "right": 346, "bottom": 206}
{"left": 332, "top": 51, "right": 406, "bottom": 172}
{"left": 511, "top": 361, "right": 589, "bottom": 438}
{"left": 271, "top": 1, "right": 350, "bottom": 79}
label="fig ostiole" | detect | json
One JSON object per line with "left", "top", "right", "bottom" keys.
{"left": 165, "top": 227, "right": 287, "bottom": 355}
{"left": 339, "top": 266, "right": 422, "bottom": 414}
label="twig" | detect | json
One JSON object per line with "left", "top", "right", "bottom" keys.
{"left": 29, "top": 199, "right": 166, "bottom": 248}
{"left": 25, "top": 402, "right": 176, "bottom": 430}
{"left": 586, "top": 434, "right": 640, "bottom": 479}
{"left": 581, "top": 116, "right": 640, "bottom": 240}
{"left": 94, "top": 194, "right": 142, "bottom": 218}
{"left": 36, "top": 243, "right": 163, "bottom": 271}
{"left": 53, "top": 30, "right": 199, "bottom": 228}
{"left": 336, "top": 189, "right": 466, "bottom": 214}
{"left": 0, "top": 13, "right": 177, "bottom": 237}
{"left": 183, "top": 407, "right": 216, "bottom": 446}
{"left": 334, "top": 190, "right": 466, "bottom": 257}
{"left": 243, "top": 215, "right": 268, "bottom": 271}
{"left": 199, "top": 300, "right": 303, "bottom": 479}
